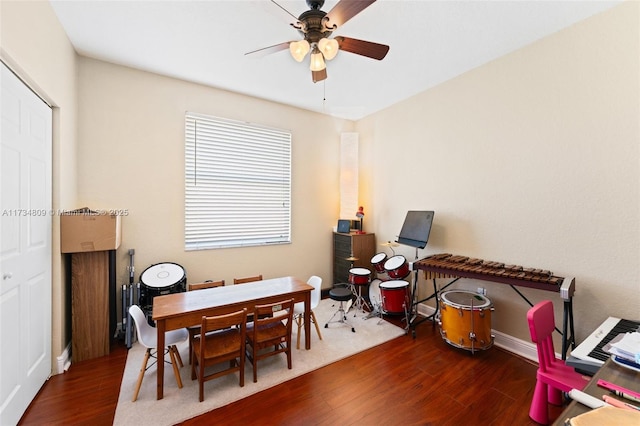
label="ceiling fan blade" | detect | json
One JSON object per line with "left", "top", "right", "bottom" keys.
{"left": 312, "top": 68, "right": 327, "bottom": 83}
{"left": 325, "top": 0, "right": 376, "bottom": 29}
{"left": 334, "top": 36, "right": 389, "bottom": 60}
{"left": 245, "top": 42, "right": 291, "bottom": 57}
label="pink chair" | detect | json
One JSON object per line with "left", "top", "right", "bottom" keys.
{"left": 527, "top": 300, "right": 589, "bottom": 424}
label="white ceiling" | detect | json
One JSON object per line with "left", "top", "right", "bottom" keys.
{"left": 49, "top": 0, "right": 621, "bottom": 121}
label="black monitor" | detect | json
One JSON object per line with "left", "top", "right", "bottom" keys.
{"left": 396, "top": 211, "right": 434, "bottom": 249}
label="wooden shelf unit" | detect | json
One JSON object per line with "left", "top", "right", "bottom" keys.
{"left": 333, "top": 232, "right": 376, "bottom": 284}
{"left": 71, "top": 250, "right": 116, "bottom": 362}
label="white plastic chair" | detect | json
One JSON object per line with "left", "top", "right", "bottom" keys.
{"left": 293, "top": 275, "right": 323, "bottom": 349}
{"left": 129, "top": 304, "right": 189, "bottom": 401}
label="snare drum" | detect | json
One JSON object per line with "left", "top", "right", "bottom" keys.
{"left": 438, "top": 290, "right": 493, "bottom": 353}
{"left": 370, "top": 253, "right": 388, "bottom": 274}
{"left": 379, "top": 280, "right": 410, "bottom": 314}
{"left": 348, "top": 267, "right": 371, "bottom": 285}
{"left": 139, "top": 262, "right": 187, "bottom": 310}
{"left": 384, "top": 255, "right": 410, "bottom": 279}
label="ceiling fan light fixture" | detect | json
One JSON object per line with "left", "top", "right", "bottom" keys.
{"left": 309, "top": 48, "right": 326, "bottom": 71}
{"left": 289, "top": 40, "right": 310, "bottom": 62}
{"left": 318, "top": 37, "right": 339, "bottom": 60}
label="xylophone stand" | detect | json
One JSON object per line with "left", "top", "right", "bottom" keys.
{"left": 408, "top": 275, "right": 459, "bottom": 338}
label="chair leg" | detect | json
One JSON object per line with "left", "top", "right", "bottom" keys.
{"left": 548, "top": 386, "right": 563, "bottom": 406}
{"left": 529, "top": 379, "right": 549, "bottom": 424}
{"left": 252, "top": 349, "right": 258, "bottom": 383}
{"left": 172, "top": 345, "right": 184, "bottom": 368}
{"left": 311, "top": 311, "right": 323, "bottom": 341}
{"left": 168, "top": 346, "right": 184, "bottom": 389}
{"left": 199, "top": 360, "right": 205, "bottom": 402}
{"left": 132, "top": 348, "right": 151, "bottom": 402}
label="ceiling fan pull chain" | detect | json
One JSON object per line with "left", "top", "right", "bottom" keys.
{"left": 323, "top": 80, "right": 326, "bottom": 113}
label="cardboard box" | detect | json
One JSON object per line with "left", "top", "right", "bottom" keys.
{"left": 60, "top": 208, "right": 122, "bottom": 253}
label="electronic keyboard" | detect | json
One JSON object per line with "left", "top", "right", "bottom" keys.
{"left": 567, "top": 317, "right": 640, "bottom": 375}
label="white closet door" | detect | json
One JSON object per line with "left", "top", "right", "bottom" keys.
{"left": 0, "top": 62, "right": 52, "bottom": 425}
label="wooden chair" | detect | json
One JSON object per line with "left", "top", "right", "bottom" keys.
{"left": 527, "top": 300, "right": 589, "bottom": 424}
{"left": 129, "top": 305, "right": 188, "bottom": 401}
{"left": 188, "top": 280, "right": 225, "bottom": 291}
{"left": 245, "top": 299, "right": 294, "bottom": 383}
{"left": 186, "top": 279, "right": 226, "bottom": 363}
{"left": 190, "top": 308, "right": 248, "bottom": 402}
{"left": 233, "top": 275, "right": 263, "bottom": 284}
{"left": 293, "top": 275, "right": 323, "bottom": 349}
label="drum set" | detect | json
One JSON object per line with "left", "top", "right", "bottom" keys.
{"left": 346, "top": 247, "right": 412, "bottom": 324}
{"left": 351, "top": 247, "right": 495, "bottom": 353}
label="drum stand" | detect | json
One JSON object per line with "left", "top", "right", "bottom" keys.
{"left": 364, "top": 297, "right": 384, "bottom": 324}
{"left": 121, "top": 249, "right": 138, "bottom": 348}
{"left": 351, "top": 283, "right": 371, "bottom": 316}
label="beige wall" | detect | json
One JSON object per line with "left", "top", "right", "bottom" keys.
{"left": 1, "top": 0, "right": 78, "bottom": 371}
{"left": 358, "top": 1, "right": 639, "bottom": 347}
{"left": 76, "top": 58, "right": 354, "bottom": 291}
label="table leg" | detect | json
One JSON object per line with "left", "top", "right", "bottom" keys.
{"left": 156, "top": 319, "right": 165, "bottom": 400}
{"left": 304, "top": 293, "right": 311, "bottom": 350}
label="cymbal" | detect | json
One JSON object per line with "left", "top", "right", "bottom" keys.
{"left": 345, "top": 256, "right": 359, "bottom": 261}
{"left": 380, "top": 241, "right": 399, "bottom": 247}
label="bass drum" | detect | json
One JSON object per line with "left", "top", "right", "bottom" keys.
{"left": 368, "top": 278, "right": 383, "bottom": 309}
{"left": 438, "top": 290, "right": 494, "bottom": 353}
{"left": 139, "top": 262, "right": 186, "bottom": 321}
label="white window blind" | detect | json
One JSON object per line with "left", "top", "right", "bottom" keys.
{"left": 185, "top": 112, "right": 291, "bottom": 250}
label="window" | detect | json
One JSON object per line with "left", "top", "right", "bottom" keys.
{"left": 185, "top": 112, "right": 291, "bottom": 250}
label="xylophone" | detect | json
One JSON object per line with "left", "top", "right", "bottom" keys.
{"left": 411, "top": 253, "right": 576, "bottom": 358}
{"left": 416, "top": 253, "right": 571, "bottom": 294}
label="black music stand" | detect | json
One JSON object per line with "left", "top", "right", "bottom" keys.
{"left": 396, "top": 210, "right": 434, "bottom": 250}
{"left": 395, "top": 211, "right": 435, "bottom": 337}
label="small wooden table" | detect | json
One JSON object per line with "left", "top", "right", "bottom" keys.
{"left": 152, "top": 276, "right": 313, "bottom": 400}
{"left": 552, "top": 358, "right": 640, "bottom": 425}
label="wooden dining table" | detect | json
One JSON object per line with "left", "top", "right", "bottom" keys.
{"left": 152, "top": 276, "right": 313, "bottom": 400}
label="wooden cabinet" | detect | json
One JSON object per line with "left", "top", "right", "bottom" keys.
{"left": 71, "top": 251, "right": 111, "bottom": 362}
{"left": 333, "top": 232, "right": 376, "bottom": 284}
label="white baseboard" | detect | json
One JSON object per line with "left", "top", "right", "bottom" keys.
{"left": 56, "top": 342, "right": 72, "bottom": 374}
{"left": 415, "top": 303, "right": 539, "bottom": 363}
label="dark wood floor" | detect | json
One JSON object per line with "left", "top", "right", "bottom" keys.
{"left": 19, "top": 316, "right": 565, "bottom": 425}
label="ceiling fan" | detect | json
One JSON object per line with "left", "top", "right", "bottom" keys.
{"left": 246, "top": 0, "right": 389, "bottom": 83}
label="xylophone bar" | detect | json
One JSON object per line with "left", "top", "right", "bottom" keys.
{"left": 415, "top": 253, "right": 565, "bottom": 293}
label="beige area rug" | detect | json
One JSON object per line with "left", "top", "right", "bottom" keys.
{"left": 113, "top": 298, "right": 406, "bottom": 425}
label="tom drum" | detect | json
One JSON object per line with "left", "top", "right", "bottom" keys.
{"left": 384, "top": 255, "right": 410, "bottom": 279}
{"left": 438, "top": 290, "right": 494, "bottom": 353}
{"left": 379, "top": 280, "right": 410, "bottom": 315}
{"left": 370, "top": 252, "right": 388, "bottom": 274}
